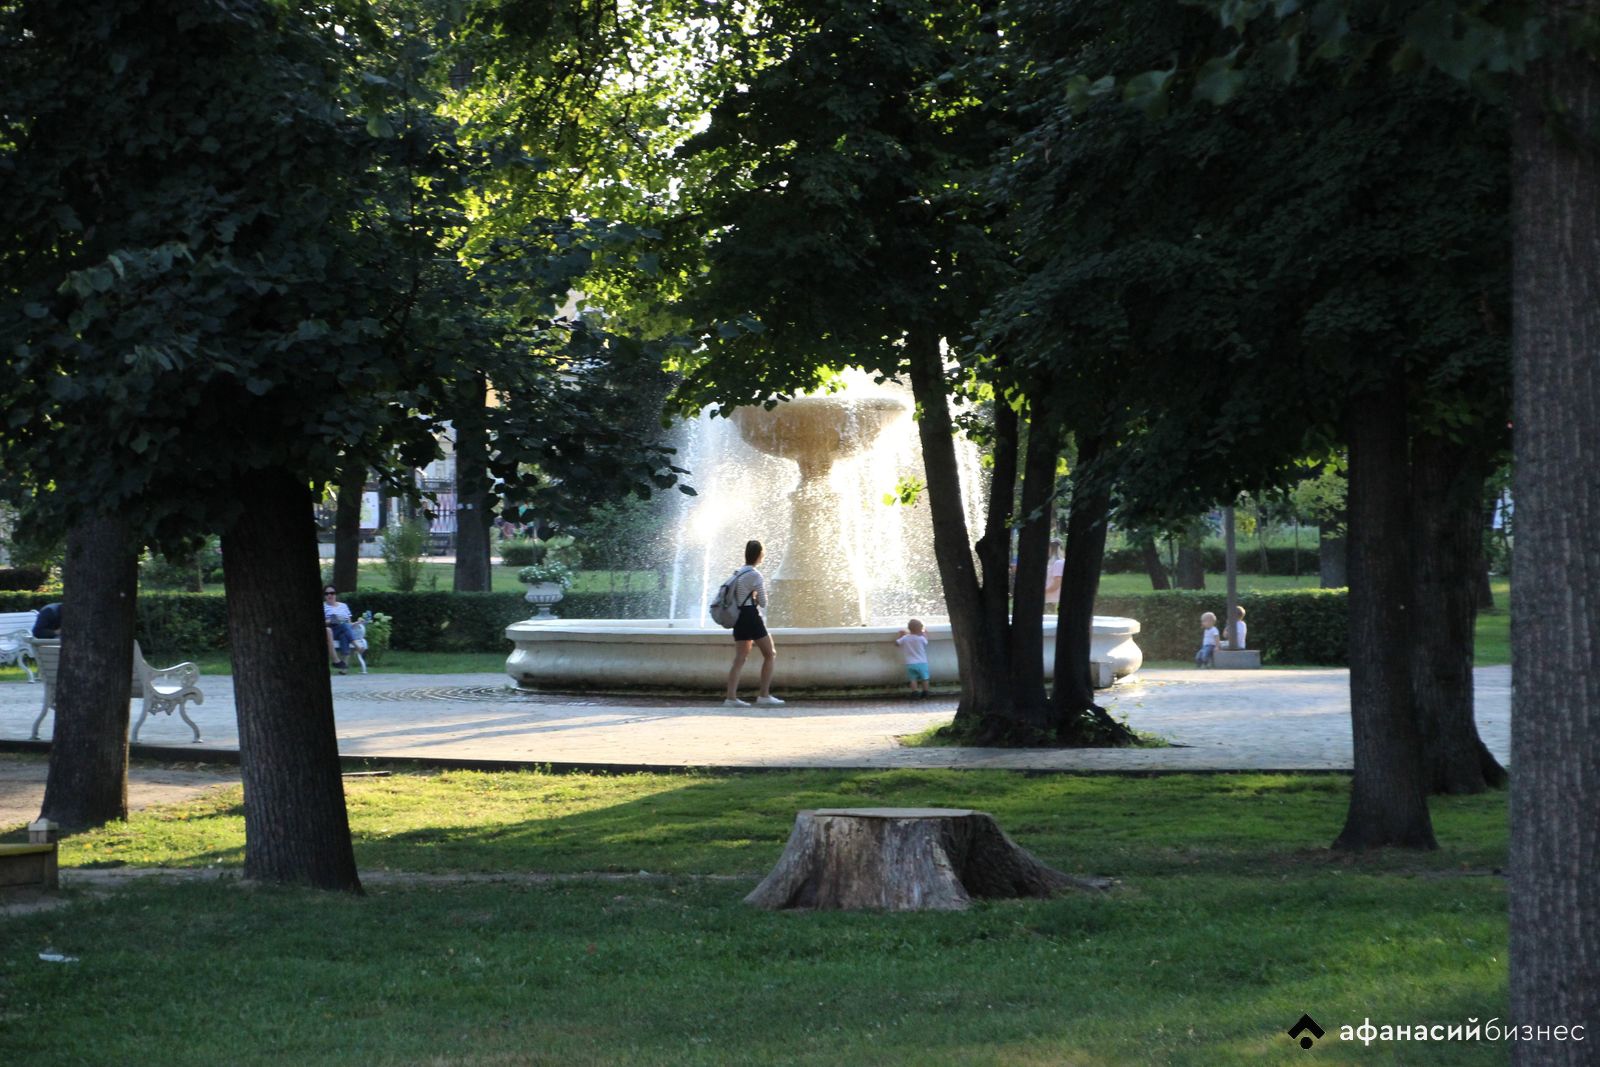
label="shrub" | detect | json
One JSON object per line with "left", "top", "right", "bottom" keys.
{"left": 0, "top": 566, "right": 46, "bottom": 591}
{"left": 358, "top": 611, "right": 393, "bottom": 666}
{"left": 1100, "top": 544, "right": 1321, "bottom": 576}
{"left": 1095, "top": 588, "right": 1347, "bottom": 664}
{"left": 381, "top": 519, "right": 429, "bottom": 592}
{"left": 499, "top": 540, "right": 542, "bottom": 567}
{"left": 132, "top": 593, "right": 231, "bottom": 656}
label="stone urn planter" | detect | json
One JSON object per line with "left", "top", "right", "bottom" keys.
{"left": 522, "top": 582, "right": 565, "bottom": 619}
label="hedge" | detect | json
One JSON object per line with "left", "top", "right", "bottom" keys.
{"left": 1095, "top": 589, "right": 1348, "bottom": 665}
{"left": 0, "top": 588, "right": 672, "bottom": 657}
{"left": 2, "top": 587, "right": 1342, "bottom": 662}
{"left": 1101, "top": 544, "right": 1321, "bottom": 576}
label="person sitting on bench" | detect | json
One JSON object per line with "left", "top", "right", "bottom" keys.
{"left": 32, "top": 603, "right": 61, "bottom": 639}
{"left": 322, "top": 586, "right": 355, "bottom": 673}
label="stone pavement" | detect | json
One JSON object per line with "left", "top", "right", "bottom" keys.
{"left": 0, "top": 665, "right": 1511, "bottom": 774}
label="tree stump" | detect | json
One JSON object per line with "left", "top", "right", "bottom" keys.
{"left": 745, "top": 808, "right": 1113, "bottom": 911}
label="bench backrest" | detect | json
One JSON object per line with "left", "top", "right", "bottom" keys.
{"left": 0, "top": 611, "right": 39, "bottom": 649}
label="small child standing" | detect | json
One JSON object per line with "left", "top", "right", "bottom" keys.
{"left": 895, "top": 619, "right": 932, "bottom": 698}
{"left": 1194, "top": 611, "right": 1220, "bottom": 668}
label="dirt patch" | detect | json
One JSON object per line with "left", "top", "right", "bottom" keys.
{"left": 0, "top": 753, "right": 240, "bottom": 833}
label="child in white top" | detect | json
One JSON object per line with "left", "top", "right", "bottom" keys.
{"left": 1194, "top": 611, "right": 1220, "bottom": 668}
{"left": 895, "top": 618, "right": 931, "bottom": 698}
{"left": 1222, "top": 605, "right": 1247, "bottom": 650}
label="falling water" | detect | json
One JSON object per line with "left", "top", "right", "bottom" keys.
{"left": 663, "top": 375, "right": 986, "bottom": 627}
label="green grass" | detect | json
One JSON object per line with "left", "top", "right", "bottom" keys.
{"left": 1096, "top": 572, "right": 1327, "bottom": 596}
{"left": 0, "top": 768, "right": 1510, "bottom": 1065}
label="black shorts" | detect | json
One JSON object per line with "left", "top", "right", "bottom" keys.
{"left": 732, "top": 604, "right": 768, "bottom": 642}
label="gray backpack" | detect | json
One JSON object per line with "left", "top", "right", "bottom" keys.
{"left": 708, "top": 567, "right": 754, "bottom": 628}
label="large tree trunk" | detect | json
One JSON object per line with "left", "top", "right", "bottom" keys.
{"left": 1007, "top": 406, "right": 1061, "bottom": 719}
{"left": 1332, "top": 384, "right": 1437, "bottom": 851}
{"left": 222, "top": 468, "right": 362, "bottom": 892}
{"left": 1410, "top": 434, "right": 1506, "bottom": 794}
{"left": 904, "top": 328, "right": 1018, "bottom": 732}
{"left": 331, "top": 465, "right": 363, "bottom": 594}
{"left": 452, "top": 371, "right": 493, "bottom": 593}
{"left": 39, "top": 515, "right": 138, "bottom": 831}
{"left": 1509, "top": 27, "right": 1600, "bottom": 1051}
{"left": 1049, "top": 437, "right": 1133, "bottom": 744}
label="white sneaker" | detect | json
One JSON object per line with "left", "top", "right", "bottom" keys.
{"left": 723, "top": 697, "right": 751, "bottom": 707}
{"left": 755, "top": 695, "right": 785, "bottom": 706}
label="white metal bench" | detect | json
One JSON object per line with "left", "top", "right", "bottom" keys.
{"left": 29, "top": 639, "right": 205, "bottom": 743}
{"left": 0, "top": 610, "right": 40, "bottom": 682}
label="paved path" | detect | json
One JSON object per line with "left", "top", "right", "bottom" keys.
{"left": 0, "top": 666, "right": 1511, "bottom": 774}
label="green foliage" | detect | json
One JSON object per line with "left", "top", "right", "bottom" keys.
{"left": 357, "top": 611, "right": 392, "bottom": 667}
{"left": 497, "top": 539, "right": 543, "bottom": 567}
{"left": 381, "top": 520, "right": 430, "bottom": 593}
{"left": 1101, "top": 544, "right": 1315, "bottom": 575}
{"left": 0, "top": 567, "right": 45, "bottom": 592}
{"left": 139, "top": 537, "right": 223, "bottom": 590}
{"left": 1096, "top": 589, "right": 1349, "bottom": 664}
{"left": 517, "top": 562, "right": 576, "bottom": 589}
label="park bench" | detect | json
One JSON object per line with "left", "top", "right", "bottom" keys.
{"left": 0, "top": 609, "right": 40, "bottom": 682}
{"left": 29, "top": 639, "right": 205, "bottom": 743}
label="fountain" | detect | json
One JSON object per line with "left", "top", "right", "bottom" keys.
{"left": 505, "top": 384, "right": 1142, "bottom": 692}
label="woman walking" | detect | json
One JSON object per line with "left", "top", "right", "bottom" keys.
{"left": 725, "top": 539, "right": 783, "bottom": 707}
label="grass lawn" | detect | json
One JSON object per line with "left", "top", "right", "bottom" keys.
{"left": 0, "top": 768, "right": 1510, "bottom": 1065}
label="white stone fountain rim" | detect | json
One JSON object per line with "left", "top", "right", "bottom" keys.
{"left": 507, "top": 616, "right": 1141, "bottom": 642}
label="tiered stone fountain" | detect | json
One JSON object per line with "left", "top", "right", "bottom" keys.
{"left": 505, "top": 390, "right": 1141, "bottom": 692}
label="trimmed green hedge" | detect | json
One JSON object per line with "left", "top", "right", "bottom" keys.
{"left": 1101, "top": 544, "right": 1319, "bottom": 576}
{"left": 3, "top": 587, "right": 1342, "bottom": 662}
{"left": 1095, "top": 589, "right": 1348, "bottom": 664}
{"left": 0, "top": 589, "right": 671, "bottom": 656}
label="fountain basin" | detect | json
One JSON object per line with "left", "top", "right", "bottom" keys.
{"left": 505, "top": 616, "right": 1142, "bottom": 692}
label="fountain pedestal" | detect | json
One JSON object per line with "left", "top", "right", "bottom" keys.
{"left": 732, "top": 395, "right": 908, "bottom": 628}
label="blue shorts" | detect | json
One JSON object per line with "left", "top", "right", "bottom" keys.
{"left": 905, "top": 663, "right": 930, "bottom": 682}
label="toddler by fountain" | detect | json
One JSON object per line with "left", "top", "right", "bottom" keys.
{"left": 1194, "top": 611, "right": 1220, "bottom": 668}
{"left": 895, "top": 619, "right": 931, "bottom": 697}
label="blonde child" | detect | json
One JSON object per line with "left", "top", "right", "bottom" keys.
{"left": 1194, "top": 611, "right": 1220, "bottom": 668}
{"left": 895, "top": 619, "right": 931, "bottom": 697}
{"left": 1222, "top": 605, "right": 1247, "bottom": 650}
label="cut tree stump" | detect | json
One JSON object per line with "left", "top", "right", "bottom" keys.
{"left": 745, "top": 807, "right": 1114, "bottom": 911}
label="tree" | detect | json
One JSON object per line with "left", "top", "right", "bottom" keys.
{"left": 1508, "top": 2, "right": 1600, "bottom": 1042}
{"left": 38, "top": 517, "right": 139, "bottom": 831}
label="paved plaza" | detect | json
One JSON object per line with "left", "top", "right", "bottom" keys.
{"left": 0, "top": 665, "right": 1511, "bottom": 774}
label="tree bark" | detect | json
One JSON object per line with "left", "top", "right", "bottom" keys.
{"left": 1008, "top": 406, "right": 1060, "bottom": 718}
{"left": 331, "top": 465, "right": 363, "bottom": 594}
{"left": 1049, "top": 437, "right": 1133, "bottom": 744}
{"left": 1136, "top": 532, "right": 1171, "bottom": 590}
{"left": 1332, "top": 383, "right": 1437, "bottom": 851}
{"left": 1509, "top": 27, "right": 1600, "bottom": 1050}
{"left": 39, "top": 515, "right": 138, "bottom": 831}
{"left": 222, "top": 468, "right": 362, "bottom": 891}
{"left": 1410, "top": 433, "right": 1506, "bottom": 794}
{"left": 745, "top": 808, "right": 1110, "bottom": 911}
{"left": 452, "top": 371, "right": 493, "bottom": 593}
{"left": 904, "top": 328, "right": 1018, "bottom": 733}
{"left": 1174, "top": 535, "right": 1206, "bottom": 589}
{"left": 975, "top": 401, "right": 1019, "bottom": 647}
